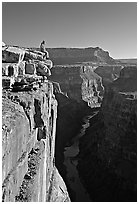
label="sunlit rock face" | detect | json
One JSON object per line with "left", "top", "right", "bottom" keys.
{"left": 78, "top": 66, "right": 137, "bottom": 202}
{"left": 2, "top": 44, "right": 70, "bottom": 202}
{"left": 2, "top": 82, "right": 70, "bottom": 202}
{"left": 80, "top": 65, "right": 104, "bottom": 107}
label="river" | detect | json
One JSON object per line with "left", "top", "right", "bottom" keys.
{"left": 63, "top": 111, "right": 98, "bottom": 201}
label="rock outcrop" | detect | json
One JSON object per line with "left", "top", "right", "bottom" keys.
{"left": 77, "top": 66, "right": 137, "bottom": 202}
{"left": 2, "top": 44, "right": 53, "bottom": 90}
{"left": 2, "top": 44, "right": 70, "bottom": 202}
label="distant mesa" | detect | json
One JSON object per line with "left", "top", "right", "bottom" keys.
{"left": 47, "top": 47, "right": 115, "bottom": 65}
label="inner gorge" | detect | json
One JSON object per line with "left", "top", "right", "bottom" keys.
{"left": 49, "top": 61, "right": 137, "bottom": 202}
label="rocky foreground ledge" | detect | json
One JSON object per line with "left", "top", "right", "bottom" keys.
{"left": 2, "top": 44, "right": 70, "bottom": 202}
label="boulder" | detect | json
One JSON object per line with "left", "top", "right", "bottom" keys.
{"left": 45, "top": 59, "right": 53, "bottom": 69}
{"left": 36, "top": 61, "right": 51, "bottom": 77}
{"left": 24, "top": 50, "right": 45, "bottom": 61}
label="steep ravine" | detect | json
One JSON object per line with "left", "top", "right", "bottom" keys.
{"left": 78, "top": 90, "right": 137, "bottom": 201}
{"left": 51, "top": 64, "right": 104, "bottom": 201}
{"left": 53, "top": 64, "right": 137, "bottom": 202}
{"left": 77, "top": 67, "right": 137, "bottom": 201}
{"left": 63, "top": 112, "right": 98, "bottom": 201}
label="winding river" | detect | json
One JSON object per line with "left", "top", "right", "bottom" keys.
{"left": 64, "top": 111, "right": 98, "bottom": 201}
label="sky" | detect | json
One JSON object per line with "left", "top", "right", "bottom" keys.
{"left": 2, "top": 2, "right": 137, "bottom": 59}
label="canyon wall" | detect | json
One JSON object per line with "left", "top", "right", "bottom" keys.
{"left": 2, "top": 82, "right": 70, "bottom": 202}
{"left": 2, "top": 44, "right": 70, "bottom": 202}
{"left": 49, "top": 64, "right": 105, "bottom": 107}
{"left": 78, "top": 66, "right": 137, "bottom": 201}
{"left": 94, "top": 64, "right": 122, "bottom": 83}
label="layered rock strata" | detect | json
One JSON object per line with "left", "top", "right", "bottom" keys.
{"left": 2, "top": 44, "right": 53, "bottom": 90}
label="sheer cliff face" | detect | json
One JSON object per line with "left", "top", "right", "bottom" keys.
{"left": 49, "top": 66, "right": 83, "bottom": 103}
{"left": 80, "top": 65, "right": 104, "bottom": 107}
{"left": 94, "top": 65, "right": 123, "bottom": 84}
{"left": 2, "top": 82, "right": 70, "bottom": 202}
{"left": 112, "top": 66, "right": 137, "bottom": 92}
{"left": 48, "top": 47, "right": 115, "bottom": 65}
{"left": 78, "top": 66, "right": 137, "bottom": 202}
{"left": 49, "top": 65, "right": 105, "bottom": 108}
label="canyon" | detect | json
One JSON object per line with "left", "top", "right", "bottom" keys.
{"left": 49, "top": 62, "right": 137, "bottom": 202}
{"left": 78, "top": 67, "right": 137, "bottom": 201}
{"left": 2, "top": 44, "right": 137, "bottom": 202}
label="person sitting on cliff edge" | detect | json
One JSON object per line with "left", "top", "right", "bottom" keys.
{"left": 40, "top": 40, "right": 49, "bottom": 60}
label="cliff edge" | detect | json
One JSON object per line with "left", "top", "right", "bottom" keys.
{"left": 2, "top": 44, "right": 70, "bottom": 202}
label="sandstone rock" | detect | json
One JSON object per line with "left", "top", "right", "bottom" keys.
{"left": 2, "top": 81, "right": 70, "bottom": 202}
{"left": 2, "top": 97, "right": 30, "bottom": 201}
{"left": 2, "top": 63, "right": 19, "bottom": 77}
{"left": 18, "top": 61, "right": 26, "bottom": 76}
{"left": 36, "top": 61, "right": 51, "bottom": 76}
{"left": 2, "top": 42, "right": 70, "bottom": 202}
{"left": 48, "top": 167, "right": 70, "bottom": 202}
{"left": 2, "top": 46, "right": 25, "bottom": 63}
{"left": 45, "top": 59, "right": 53, "bottom": 69}
{"left": 2, "top": 76, "right": 15, "bottom": 89}
{"left": 25, "top": 62, "right": 36, "bottom": 75}
{"left": 24, "top": 50, "right": 45, "bottom": 62}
